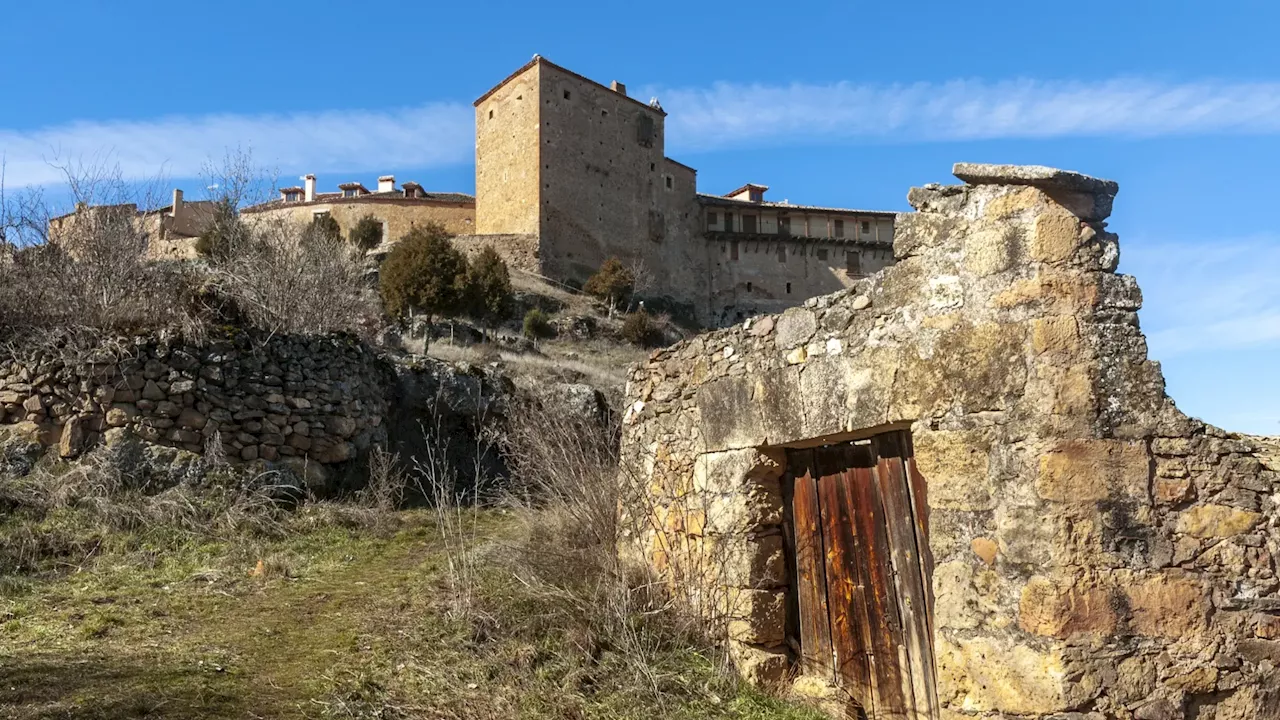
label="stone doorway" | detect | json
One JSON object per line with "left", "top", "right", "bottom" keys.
{"left": 782, "top": 431, "right": 938, "bottom": 719}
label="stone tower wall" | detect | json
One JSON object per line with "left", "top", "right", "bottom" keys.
{"left": 475, "top": 63, "right": 542, "bottom": 237}
{"left": 619, "top": 164, "right": 1280, "bottom": 719}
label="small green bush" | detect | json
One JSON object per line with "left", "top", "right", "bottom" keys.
{"left": 310, "top": 213, "right": 342, "bottom": 244}
{"left": 194, "top": 200, "right": 247, "bottom": 259}
{"left": 466, "top": 246, "right": 513, "bottom": 329}
{"left": 348, "top": 215, "right": 383, "bottom": 251}
{"left": 621, "top": 310, "right": 661, "bottom": 347}
{"left": 378, "top": 222, "right": 468, "bottom": 320}
{"left": 522, "top": 308, "right": 553, "bottom": 339}
{"left": 583, "top": 258, "right": 633, "bottom": 308}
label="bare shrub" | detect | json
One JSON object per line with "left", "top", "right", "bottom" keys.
{"left": 498, "top": 401, "right": 737, "bottom": 703}
{"left": 207, "top": 214, "right": 381, "bottom": 337}
{"left": 0, "top": 162, "right": 205, "bottom": 348}
{"left": 355, "top": 446, "right": 407, "bottom": 513}
{"left": 0, "top": 441, "right": 299, "bottom": 575}
{"left": 409, "top": 403, "right": 500, "bottom": 621}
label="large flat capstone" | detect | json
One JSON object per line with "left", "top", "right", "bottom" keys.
{"left": 953, "top": 163, "right": 1119, "bottom": 197}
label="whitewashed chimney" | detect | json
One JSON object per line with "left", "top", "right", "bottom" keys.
{"left": 378, "top": 175, "right": 395, "bottom": 193}
{"left": 171, "top": 188, "right": 184, "bottom": 216}
{"left": 611, "top": 80, "right": 627, "bottom": 96}
{"left": 303, "top": 174, "right": 317, "bottom": 202}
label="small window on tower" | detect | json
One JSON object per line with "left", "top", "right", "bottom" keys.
{"left": 665, "top": 176, "right": 673, "bottom": 190}
{"left": 786, "top": 282, "right": 792, "bottom": 294}
{"left": 862, "top": 220, "right": 871, "bottom": 234}
{"left": 747, "top": 282, "right": 753, "bottom": 292}
{"left": 488, "top": 109, "right": 493, "bottom": 119}
{"left": 564, "top": 90, "right": 571, "bottom": 100}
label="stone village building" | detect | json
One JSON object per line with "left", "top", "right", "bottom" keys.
{"left": 470, "top": 56, "right": 897, "bottom": 326}
{"left": 42, "top": 56, "right": 896, "bottom": 326}
{"left": 240, "top": 173, "right": 476, "bottom": 247}
{"left": 619, "top": 163, "right": 1280, "bottom": 719}
{"left": 47, "top": 189, "right": 219, "bottom": 260}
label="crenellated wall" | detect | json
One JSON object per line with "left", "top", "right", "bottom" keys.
{"left": 619, "top": 164, "right": 1280, "bottom": 719}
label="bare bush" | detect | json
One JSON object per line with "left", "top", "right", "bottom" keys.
{"left": 207, "top": 214, "right": 380, "bottom": 336}
{"left": 409, "top": 402, "right": 501, "bottom": 621}
{"left": 0, "top": 162, "right": 205, "bottom": 349}
{"left": 498, "top": 402, "right": 739, "bottom": 702}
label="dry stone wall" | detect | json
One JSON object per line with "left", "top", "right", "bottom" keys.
{"left": 0, "top": 332, "right": 390, "bottom": 470}
{"left": 620, "top": 164, "right": 1280, "bottom": 719}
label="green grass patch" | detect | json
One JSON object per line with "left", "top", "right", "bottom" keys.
{"left": 0, "top": 509, "right": 824, "bottom": 720}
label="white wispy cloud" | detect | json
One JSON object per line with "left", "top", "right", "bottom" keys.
{"left": 1123, "top": 235, "right": 1280, "bottom": 357}
{"left": 0, "top": 103, "right": 473, "bottom": 188}
{"left": 4, "top": 78, "right": 1280, "bottom": 187}
{"left": 656, "top": 78, "right": 1280, "bottom": 151}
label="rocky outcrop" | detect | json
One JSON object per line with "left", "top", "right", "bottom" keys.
{"left": 620, "top": 164, "right": 1280, "bottom": 719}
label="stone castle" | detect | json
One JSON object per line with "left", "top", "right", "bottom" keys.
{"left": 245, "top": 56, "right": 897, "bottom": 326}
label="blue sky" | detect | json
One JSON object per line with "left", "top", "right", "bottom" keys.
{"left": 2, "top": 1, "right": 1277, "bottom": 434}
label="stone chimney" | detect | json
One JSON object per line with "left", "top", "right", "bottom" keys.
{"left": 172, "top": 188, "right": 184, "bottom": 216}
{"left": 378, "top": 175, "right": 395, "bottom": 193}
{"left": 611, "top": 80, "right": 627, "bottom": 96}
{"left": 304, "top": 174, "right": 317, "bottom": 202}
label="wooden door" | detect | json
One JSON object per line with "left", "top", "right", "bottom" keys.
{"left": 786, "top": 432, "right": 937, "bottom": 719}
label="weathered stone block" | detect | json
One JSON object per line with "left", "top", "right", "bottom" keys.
{"left": 754, "top": 366, "right": 805, "bottom": 447}
{"left": 728, "top": 642, "right": 790, "bottom": 686}
{"left": 695, "top": 376, "right": 764, "bottom": 452}
{"left": 913, "top": 429, "right": 994, "bottom": 511}
{"left": 59, "top": 416, "right": 89, "bottom": 458}
{"left": 1018, "top": 576, "right": 1118, "bottom": 638}
{"left": 935, "top": 636, "right": 1069, "bottom": 715}
{"left": 1036, "top": 439, "right": 1149, "bottom": 503}
{"left": 775, "top": 307, "right": 817, "bottom": 349}
{"left": 724, "top": 589, "right": 786, "bottom": 646}
{"left": 1175, "top": 503, "right": 1261, "bottom": 539}
{"left": 1032, "top": 209, "right": 1081, "bottom": 264}
{"left": 1032, "top": 316, "right": 1081, "bottom": 356}
{"left": 1125, "top": 574, "right": 1207, "bottom": 638}
{"left": 963, "top": 227, "right": 1018, "bottom": 276}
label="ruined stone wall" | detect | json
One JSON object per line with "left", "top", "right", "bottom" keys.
{"left": 703, "top": 237, "right": 895, "bottom": 325}
{"left": 475, "top": 64, "right": 542, "bottom": 237}
{"left": 619, "top": 164, "right": 1280, "bottom": 719}
{"left": 0, "top": 332, "right": 390, "bottom": 468}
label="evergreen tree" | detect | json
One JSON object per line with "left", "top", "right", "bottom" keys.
{"left": 465, "top": 245, "right": 512, "bottom": 331}
{"left": 583, "top": 257, "right": 634, "bottom": 310}
{"left": 348, "top": 214, "right": 383, "bottom": 251}
{"left": 378, "top": 222, "right": 468, "bottom": 321}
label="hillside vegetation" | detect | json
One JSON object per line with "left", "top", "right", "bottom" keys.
{"left": 0, "top": 404, "right": 822, "bottom": 720}
{"left": 0, "top": 162, "right": 815, "bottom": 719}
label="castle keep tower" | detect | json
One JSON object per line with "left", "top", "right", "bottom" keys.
{"left": 474, "top": 56, "right": 703, "bottom": 294}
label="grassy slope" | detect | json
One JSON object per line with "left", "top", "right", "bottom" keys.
{"left": 0, "top": 510, "right": 822, "bottom": 720}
